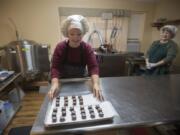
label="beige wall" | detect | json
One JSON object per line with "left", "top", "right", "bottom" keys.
{"left": 1, "top": 0, "right": 179, "bottom": 65}
{"left": 0, "top": 0, "right": 155, "bottom": 53}
{"left": 0, "top": 0, "right": 60, "bottom": 52}
{"left": 152, "top": 0, "right": 180, "bottom": 66}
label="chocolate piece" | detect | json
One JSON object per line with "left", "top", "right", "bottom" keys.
{"left": 89, "top": 108, "right": 94, "bottom": 113}
{"left": 80, "top": 106, "right": 84, "bottom": 110}
{"left": 79, "top": 98, "right": 83, "bottom": 102}
{"left": 62, "top": 110, "right": 66, "bottom": 116}
{"left": 71, "top": 110, "right": 76, "bottom": 115}
{"left": 79, "top": 101, "right": 83, "bottom": 105}
{"left": 72, "top": 114, "right": 76, "bottom": 121}
{"left": 88, "top": 105, "right": 92, "bottom": 110}
{"left": 64, "top": 98, "right": 68, "bottom": 102}
{"left": 56, "top": 103, "right": 60, "bottom": 107}
{"left": 56, "top": 99, "right": 60, "bottom": 103}
{"left": 73, "top": 101, "right": 76, "bottom": 106}
{"left": 99, "top": 111, "right": 104, "bottom": 117}
{"left": 64, "top": 100, "right": 68, "bottom": 106}
{"left": 64, "top": 102, "right": 68, "bottom": 106}
{"left": 52, "top": 117, "right": 57, "bottom": 122}
{"left": 81, "top": 113, "right": 86, "bottom": 119}
{"left": 95, "top": 105, "right": 100, "bottom": 109}
{"left": 81, "top": 110, "right": 85, "bottom": 114}
{"left": 64, "top": 96, "right": 68, "bottom": 100}
{"left": 73, "top": 99, "right": 76, "bottom": 103}
{"left": 78, "top": 95, "right": 82, "bottom": 99}
{"left": 53, "top": 108, "right": 57, "bottom": 113}
{"left": 60, "top": 116, "right": 65, "bottom": 122}
{"left": 56, "top": 96, "right": 60, "bottom": 99}
{"left": 52, "top": 112, "right": 56, "bottom": 117}
{"left": 70, "top": 107, "right": 74, "bottom": 111}
{"left": 61, "top": 107, "right": 66, "bottom": 111}
{"left": 90, "top": 113, "right": 95, "bottom": 119}
{"left": 97, "top": 108, "right": 102, "bottom": 113}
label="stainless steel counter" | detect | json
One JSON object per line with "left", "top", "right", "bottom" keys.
{"left": 31, "top": 74, "right": 180, "bottom": 135}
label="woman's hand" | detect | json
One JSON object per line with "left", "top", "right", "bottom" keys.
{"left": 146, "top": 62, "right": 151, "bottom": 69}
{"left": 48, "top": 78, "right": 60, "bottom": 100}
{"left": 91, "top": 74, "right": 104, "bottom": 101}
{"left": 146, "top": 62, "right": 157, "bottom": 69}
{"left": 146, "top": 58, "right": 165, "bottom": 69}
{"left": 146, "top": 59, "right": 151, "bottom": 69}
{"left": 92, "top": 82, "right": 104, "bottom": 101}
{"left": 149, "top": 63, "right": 157, "bottom": 68}
{"left": 146, "top": 58, "right": 157, "bottom": 69}
{"left": 146, "top": 62, "right": 158, "bottom": 69}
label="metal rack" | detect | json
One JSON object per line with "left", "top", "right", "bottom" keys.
{"left": 0, "top": 73, "right": 23, "bottom": 135}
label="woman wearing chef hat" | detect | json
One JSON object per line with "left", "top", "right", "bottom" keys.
{"left": 145, "top": 25, "right": 178, "bottom": 75}
{"left": 48, "top": 15, "right": 103, "bottom": 101}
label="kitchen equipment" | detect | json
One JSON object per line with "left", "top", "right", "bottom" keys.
{"left": 87, "top": 24, "right": 104, "bottom": 48}
{"left": 5, "top": 40, "right": 50, "bottom": 80}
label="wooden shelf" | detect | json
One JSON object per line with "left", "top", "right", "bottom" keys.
{"left": 152, "top": 19, "right": 180, "bottom": 30}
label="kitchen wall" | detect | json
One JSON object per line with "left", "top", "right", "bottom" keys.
{"left": 0, "top": 0, "right": 155, "bottom": 53}
{"left": 0, "top": 0, "right": 180, "bottom": 67}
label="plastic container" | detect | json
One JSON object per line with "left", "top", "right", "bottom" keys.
{"left": 0, "top": 100, "right": 6, "bottom": 130}
{"left": 3, "top": 101, "right": 14, "bottom": 118}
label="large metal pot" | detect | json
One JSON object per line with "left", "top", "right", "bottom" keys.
{"left": 5, "top": 39, "right": 50, "bottom": 80}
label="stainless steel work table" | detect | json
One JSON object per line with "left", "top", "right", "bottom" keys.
{"left": 31, "top": 74, "right": 180, "bottom": 135}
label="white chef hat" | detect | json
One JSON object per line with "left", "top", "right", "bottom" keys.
{"left": 61, "top": 15, "right": 89, "bottom": 37}
{"left": 161, "top": 25, "right": 178, "bottom": 38}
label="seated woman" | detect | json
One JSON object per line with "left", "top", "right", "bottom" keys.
{"left": 145, "top": 25, "right": 178, "bottom": 75}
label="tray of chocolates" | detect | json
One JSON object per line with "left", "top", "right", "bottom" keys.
{"left": 44, "top": 94, "right": 116, "bottom": 127}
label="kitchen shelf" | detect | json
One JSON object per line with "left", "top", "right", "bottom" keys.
{"left": 0, "top": 73, "right": 23, "bottom": 135}
{"left": 0, "top": 73, "right": 21, "bottom": 92}
{"left": 0, "top": 103, "right": 21, "bottom": 135}
{"left": 152, "top": 19, "right": 180, "bottom": 30}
